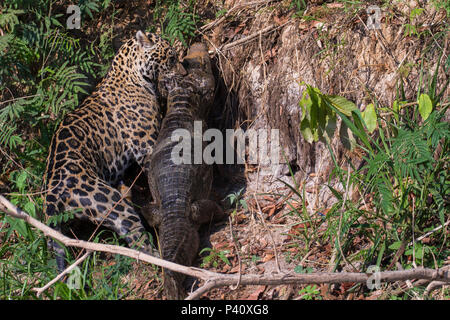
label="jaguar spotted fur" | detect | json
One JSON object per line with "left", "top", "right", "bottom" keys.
{"left": 43, "top": 31, "right": 178, "bottom": 271}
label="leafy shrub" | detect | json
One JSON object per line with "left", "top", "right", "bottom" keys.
{"left": 0, "top": 0, "right": 127, "bottom": 300}
{"left": 297, "top": 48, "right": 449, "bottom": 273}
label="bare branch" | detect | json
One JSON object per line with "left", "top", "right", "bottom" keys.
{"left": 220, "top": 22, "right": 291, "bottom": 52}
{"left": 1, "top": 194, "right": 449, "bottom": 300}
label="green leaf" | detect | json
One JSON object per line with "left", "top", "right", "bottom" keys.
{"left": 327, "top": 95, "right": 357, "bottom": 116}
{"left": 376, "top": 241, "right": 386, "bottom": 266}
{"left": 405, "top": 244, "right": 425, "bottom": 260}
{"left": 217, "top": 251, "right": 231, "bottom": 265}
{"left": 362, "top": 103, "right": 377, "bottom": 133}
{"left": 24, "top": 201, "right": 36, "bottom": 218}
{"left": 5, "top": 215, "right": 28, "bottom": 238}
{"left": 300, "top": 117, "right": 315, "bottom": 143}
{"left": 309, "top": 92, "right": 319, "bottom": 128}
{"left": 392, "top": 100, "right": 399, "bottom": 122}
{"left": 388, "top": 241, "right": 402, "bottom": 250}
{"left": 294, "top": 265, "right": 305, "bottom": 273}
{"left": 351, "top": 109, "right": 372, "bottom": 151}
{"left": 326, "top": 185, "right": 343, "bottom": 201}
{"left": 299, "top": 90, "right": 311, "bottom": 121}
{"left": 321, "top": 112, "right": 337, "bottom": 143}
{"left": 418, "top": 93, "right": 432, "bottom": 120}
{"left": 16, "top": 170, "right": 28, "bottom": 191}
{"left": 239, "top": 199, "right": 248, "bottom": 211}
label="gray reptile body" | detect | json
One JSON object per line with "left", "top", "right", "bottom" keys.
{"left": 143, "top": 43, "right": 223, "bottom": 299}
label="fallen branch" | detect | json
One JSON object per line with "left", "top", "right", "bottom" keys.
{"left": 187, "top": 267, "right": 449, "bottom": 299}
{"left": 1, "top": 195, "right": 449, "bottom": 300}
{"left": 220, "top": 21, "right": 291, "bottom": 52}
{"left": 0, "top": 195, "right": 213, "bottom": 281}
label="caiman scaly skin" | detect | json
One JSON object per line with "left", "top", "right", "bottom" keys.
{"left": 143, "top": 43, "right": 224, "bottom": 299}
{"left": 143, "top": 44, "right": 223, "bottom": 299}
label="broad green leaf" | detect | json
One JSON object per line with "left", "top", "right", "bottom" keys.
{"left": 299, "top": 91, "right": 311, "bottom": 121}
{"left": 362, "top": 103, "right": 377, "bottom": 133}
{"left": 418, "top": 93, "right": 432, "bottom": 120}
{"left": 327, "top": 95, "right": 357, "bottom": 116}
{"left": 405, "top": 244, "right": 425, "bottom": 259}
{"left": 239, "top": 199, "right": 248, "bottom": 211}
{"left": 309, "top": 91, "right": 319, "bottom": 128}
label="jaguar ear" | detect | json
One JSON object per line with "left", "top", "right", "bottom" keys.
{"left": 136, "top": 30, "right": 153, "bottom": 48}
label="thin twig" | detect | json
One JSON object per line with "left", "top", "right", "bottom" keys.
{"left": 253, "top": 193, "right": 281, "bottom": 273}
{"left": 0, "top": 94, "right": 41, "bottom": 106}
{"left": 0, "top": 147, "right": 41, "bottom": 181}
{"left": 228, "top": 216, "right": 242, "bottom": 290}
{"left": 337, "top": 164, "right": 358, "bottom": 272}
{"left": 410, "top": 219, "right": 450, "bottom": 247}
{"left": 32, "top": 250, "right": 92, "bottom": 297}
{"left": 186, "top": 280, "right": 217, "bottom": 300}
{"left": 220, "top": 21, "right": 291, "bottom": 52}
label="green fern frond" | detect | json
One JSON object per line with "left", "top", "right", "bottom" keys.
{"left": 0, "top": 124, "right": 22, "bottom": 149}
{"left": 377, "top": 177, "right": 394, "bottom": 216}
{"left": 163, "top": 2, "right": 198, "bottom": 46}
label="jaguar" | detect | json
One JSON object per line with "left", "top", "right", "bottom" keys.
{"left": 43, "top": 30, "right": 178, "bottom": 271}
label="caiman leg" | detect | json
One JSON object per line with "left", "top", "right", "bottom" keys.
{"left": 140, "top": 204, "right": 161, "bottom": 228}
{"left": 190, "top": 199, "right": 225, "bottom": 225}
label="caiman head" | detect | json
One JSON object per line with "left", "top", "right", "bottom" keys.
{"left": 157, "top": 43, "right": 215, "bottom": 118}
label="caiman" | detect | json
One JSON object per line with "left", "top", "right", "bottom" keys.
{"left": 142, "top": 43, "right": 224, "bottom": 299}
